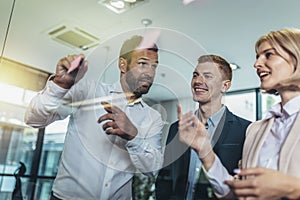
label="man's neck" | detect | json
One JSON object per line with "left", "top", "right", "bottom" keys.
{"left": 120, "top": 79, "right": 139, "bottom": 103}
{"left": 197, "top": 102, "right": 222, "bottom": 124}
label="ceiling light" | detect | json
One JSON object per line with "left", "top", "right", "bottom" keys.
{"left": 98, "top": 0, "right": 149, "bottom": 14}
{"left": 110, "top": 0, "right": 125, "bottom": 9}
{"left": 230, "top": 63, "right": 241, "bottom": 71}
{"left": 141, "top": 18, "right": 152, "bottom": 27}
{"left": 124, "top": 0, "right": 137, "bottom": 2}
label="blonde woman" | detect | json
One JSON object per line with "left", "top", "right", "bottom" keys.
{"left": 224, "top": 29, "right": 300, "bottom": 199}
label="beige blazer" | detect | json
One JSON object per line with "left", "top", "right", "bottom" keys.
{"left": 242, "top": 113, "right": 300, "bottom": 178}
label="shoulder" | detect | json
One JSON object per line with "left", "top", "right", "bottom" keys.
{"left": 169, "top": 120, "right": 179, "bottom": 132}
{"left": 246, "top": 118, "right": 269, "bottom": 135}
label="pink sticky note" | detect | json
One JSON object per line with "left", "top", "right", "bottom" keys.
{"left": 183, "top": 0, "right": 195, "bottom": 5}
{"left": 67, "top": 55, "right": 83, "bottom": 73}
{"left": 137, "top": 30, "right": 161, "bottom": 50}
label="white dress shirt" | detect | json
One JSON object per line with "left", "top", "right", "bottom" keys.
{"left": 258, "top": 94, "right": 300, "bottom": 170}
{"left": 25, "top": 79, "right": 163, "bottom": 200}
{"left": 205, "top": 94, "right": 300, "bottom": 198}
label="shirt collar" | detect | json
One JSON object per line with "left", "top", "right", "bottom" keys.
{"left": 266, "top": 94, "right": 300, "bottom": 119}
{"left": 209, "top": 105, "right": 226, "bottom": 128}
{"left": 195, "top": 105, "right": 226, "bottom": 128}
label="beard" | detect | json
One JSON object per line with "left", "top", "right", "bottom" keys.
{"left": 125, "top": 72, "right": 153, "bottom": 98}
{"left": 132, "top": 84, "right": 151, "bottom": 98}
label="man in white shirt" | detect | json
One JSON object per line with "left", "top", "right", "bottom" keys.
{"left": 25, "top": 35, "right": 164, "bottom": 200}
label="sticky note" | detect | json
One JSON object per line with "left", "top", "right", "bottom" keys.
{"left": 67, "top": 55, "right": 83, "bottom": 73}
{"left": 137, "top": 29, "right": 161, "bottom": 50}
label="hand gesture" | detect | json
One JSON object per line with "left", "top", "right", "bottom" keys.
{"left": 97, "top": 101, "right": 138, "bottom": 140}
{"left": 53, "top": 54, "right": 88, "bottom": 89}
{"left": 177, "top": 104, "right": 215, "bottom": 168}
{"left": 224, "top": 167, "right": 299, "bottom": 200}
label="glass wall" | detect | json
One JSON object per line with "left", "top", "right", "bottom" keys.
{"left": 0, "top": 76, "right": 283, "bottom": 200}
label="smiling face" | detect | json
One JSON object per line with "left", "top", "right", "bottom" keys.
{"left": 254, "top": 41, "right": 295, "bottom": 92}
{"left": 191, "top": 62, "right": 230, "bottom": 105}
{"left": 122, "top": 49, "right": 158, "bottom": 97}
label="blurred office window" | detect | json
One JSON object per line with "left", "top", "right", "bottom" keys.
{"left": 260, "top": 92, "right": 281, "bottom": 119}
{"left": 224, "top": 90, "right": 256, "bottom": 122}
{"left": 39, "top": 119, "right": 67, "bottom": 177}
{"left": 35, "top": 118, "right": 68, "bottom": 199}
{"left": 0, "top": 58, "right": 51, "bottom": 200}
{"left": 0, "top": 82, "right": 39, "bottom": 200}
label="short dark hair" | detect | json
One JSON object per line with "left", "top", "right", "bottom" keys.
{"left": 119, "top": 35, "right": 158, "bottom": 65}
{"left": 197, "top": 54, "right": 232, "bottom": 81}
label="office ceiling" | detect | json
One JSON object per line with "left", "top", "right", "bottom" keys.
{"left": 1, "top": 0, "right": 300, "bottom": 101}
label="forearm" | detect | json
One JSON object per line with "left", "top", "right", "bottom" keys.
{"left": 201, "top": 150, "right": 216, "bottom": 171}
{"left": 24, "top": 80, "right": 70, "bottom": 127}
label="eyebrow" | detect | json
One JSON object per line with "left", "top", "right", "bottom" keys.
{"left": 138, "top": 57, "right": 159, "bottom": 64}
{"left": 193, "top": 71, "right": 213, "bottom": 75}
{"left": 256, "top": 47, "right": 276, "bottom": 58}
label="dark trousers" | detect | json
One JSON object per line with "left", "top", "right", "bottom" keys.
{"left": 194, "top": 183, "right": 218, "bottom": 200}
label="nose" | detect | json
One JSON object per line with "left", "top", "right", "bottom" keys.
{"left": 196, "top": 74, "right": 205, "bottom": 83}
{"left": 143, "top": 64, "right": 156, "bottom": 77}
{"left": 192, "top": 74, "right": 205, "bottom": 86}
{"left": 254, "top": 56, "right": 263, "bottom": 69}
{"left": 142, "top": 67, "right": 155, "bottom": 81}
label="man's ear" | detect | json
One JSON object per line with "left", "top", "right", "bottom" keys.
{"left": 119, "top": 58, "right": 127, "bottom": 74}
{"left": 221, "top": 80, "right": 231, "bottom": 93}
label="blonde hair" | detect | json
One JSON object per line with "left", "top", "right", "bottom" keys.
{"left": 255, "top": 28, "right": 300, "bottom": 94}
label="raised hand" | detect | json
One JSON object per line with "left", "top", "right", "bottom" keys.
{"left": 97, "top": 101, "right": 138, "bottom": 140}
{"left": 177, "top": 104, "right": 215, "bottom": 169}
{"left": 53, "top": 54, "right": 88, "bottom": 89}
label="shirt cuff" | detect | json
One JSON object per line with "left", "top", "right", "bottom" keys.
{"left": 42, "top": 80, "right": 69, "bottom": 99}
{"left": 126, "top": 135, "right": 144, "bottom": 152}
{"left": 204, "top": 156, "right": 233, "bottom": 197}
